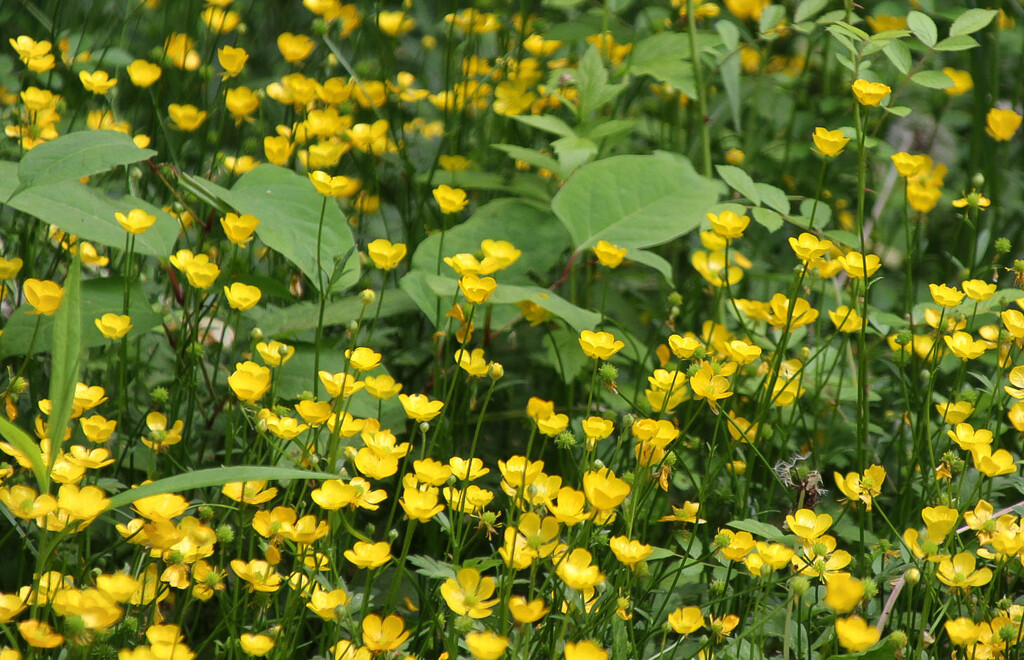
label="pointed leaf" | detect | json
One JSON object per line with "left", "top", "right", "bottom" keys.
{"left": 907, "top": 10, "right": 937, "bottom": 47}
{"left": 911, "top": 70, "right": 953, "bottom": 89}
{"left": 0, "top": 417, "right": 47, "bottom": 490}
{"left": 14, "top": 130, "right": 155, "bottom": 192}
{"left": 105, "top": 466, "right": 341, "bottom": 511}
{"left": 46, "top": 256, "right": 82, "bottom": 479}
{"left": 949, "top": 8, "right": 998, "bottom": 36}
{"left": 511, "top": 114, "right": 577, "bottom": 138}
{"left": 755, "top": 183, "right": 790, "bottom": 214}
{"left": 628, "top": 32, "right": 696, "bottom": 99}
{"left": 752, "top": 207, "right": 784, "bottom": 233}
{"left": 716, "top": 165, "right": 760, "bottom": 204}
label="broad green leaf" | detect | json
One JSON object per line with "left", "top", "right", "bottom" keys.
{"left": 716, "top": 165, "right": 760, "bottom": 205}
{"left": 421, "top": 169, "right": 551, "bottom": 201}
{"left": 207, "top": 165, "right": 360, "bottom": 294}
{"left": 727, "top": 518, "right": 789, "bottom": 543}
{"left": 542, "top": 326, "right": 589, "bottom": 383}
{"left": 552, "top": 152, "right": 722, "bottom": 251}
{"left": 14, "top": 130, "right": 155, "bottom": 192}
{"left": 627, "top": 249, "right": 674, "bottom": 285}
{"left": 105, "top": 466, "right": 340, "bottom": 511}
{"left": 716, "top": 21, "right": 742, "bottom": 132}
{"left": 799, "top": 198, "right": 832, "bottom": 228}
{"left": 512, "top": 114, "right": 577, "bottom": 138}
{"left": 0, "top": 162, "right": 178, "bottom": 257}
{"left": 911, "top": 70, "right": 952, "bottom": 89}
{"left": 907, "top": 10, "right": 937, "bottom": 47}
{"left": 949, "top": 8, "right": 998, "bottom": 36}
{"left": 46, "top": 256, "right": 82, "bottom": 479}
{"left": 752, "top": 207, "right": 783, "bottom": 233}
{"left": 552, "top": 136, "right": 598, "bottom": 175}
{"left": 628, "top": 32, "right": 697, "bottom": 99}
{"left": 755, "top": 183, "right": 790, "bottom": 215}
{"left": 794, "top": 0, "right": 827, "bottom": 23}
{"left": 257, "top": 291, "right": 419, "bottom": 338}
{"left": 584, "top": 119, "right": 636, "bottom": 141}
{"left": 0, "top": 417, "right": 47, "bottom": 490}
{"left": 412, "top": 198, "right": 570, "bottom": 284}
{"left": 882, "top": 40, "right": 911, "bottom": 75}
{"left": 934, "top": 34, "right": 979, "bottom": 51}
{"left": 0, "top": 277, "right": 163, "bottom": 358}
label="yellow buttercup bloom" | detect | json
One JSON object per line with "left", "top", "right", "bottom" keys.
{"left": 811, "top": 127, "right": 849, "bottom": 157}
{"left": 23, "top": 278, "right": 64, "bottom": 315}
{"left": 115, "top": 208, "right": 156, "bottom": 235}
{"left": 835, "top": 615, "right": 880, "bottom": 652}
{"left": 345, "top": 541, "right": 392, "bottom": 569}
{"left": 459, "top": 274, "right": 496, "bottom": 304}
{"left": 433, "top": 184, "right": 469, "bottom": 214}
{"left": 593, "top": 240, "right": 627, "bottom": 268}
{"left": 578, "top": 330, "right": 625, "bottom": 360}
{"left": 851, "top": 79, "right": 891, "bottom": 106}
{"left": 891, "top": 152, "right": 927, "bottom": 178}
{"left": 228, "top": 361, "right": 271, "bottom": 403}
{"left": 986, "top": 107, "right": 1022, "bottom": 141}
{"left": 942, "top": 68, "right": 973, "bottom": 96}
{"left": 277, "top": 33, "right": 315, "bottom": 63}
{"left": 79, "top": 69, "right": 117, "bottom": 94}
{"left": 367, "top": 239, "right": 407, "bottom": 270}
{"left": 220, "top": 213, "right": 260, "bottom": 246}
{"left": 836, "top": 251, "right": 880, "bottom": 279}
{"left": 217, "top": 45, "right": 248, "bottom": 79}
{"left": 94, "top": 313, "right": 132, "bottom": 340}
{"left": 168, "top": 104, "right": 208, "bottom": 131}
{"left": 707, "top": 209, "right": 750, "bottom": 239}
{"left": 0, "top": 256, "right": 24, "bottom": 279}
{"left": 126, "top": 60, "right": 162, "bottom": 87}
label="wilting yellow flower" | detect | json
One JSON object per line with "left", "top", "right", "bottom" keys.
{"left": 851, "top": 79, "right": 891, "bottom": 106}
{"left": 811, "top": 127, "right": 849, "bottom": 157}
{"left": 986, "top": 107, "right": 1022, "bottom": 141}
{"left": 94, "top": 313, "right": 132, "bottom": 339}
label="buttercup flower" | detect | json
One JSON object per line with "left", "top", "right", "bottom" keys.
{"left": 168, "top": 104, "right": 208, "bottom": 131}
{"left": 361, "top": 614, "right": 409, "bottom": 652}
{"left": 115, "top": 209, "right": 156, "bottom": 235}
{"left": 228, "top": 361, "right": 271, "bottom": 403}
{"left": 459, "top": 274, "right": 496, "bottom": 304}
{"left": 835, "top": 615, "right": 880, "bottom": 652}
{"left": 95, "top": 313, "right": 132, "bottom": 340}
{"left": 578, "top": 330, "right": 625, "bottom": 360}
{"left": 79, "top": 70, "right": 117, "bottom": 94}
{"left": 278, "top": 33, "right": 315, "bottom": 63}
{"left": 367, "top": 239, "right": 407, "bottom": 270}
{"left": 812, "top": 127, "right": 849, "bottom": 157}
{"left": 218, "top": 45, "right": 248, "bottom": 78}
{"left": 707, "top": 209, "right": 750, "bottom": 239}
{"left": 986, "top": 107, "right": 1022, "bottom": 141}
{"left": 24, "top": 279, "right": 64, "bottom": 315}
{"left": 126, "top": 59, "right": 162, "bottom": 87}
{"left": 220, "top": 213, "right": 260, "bottom": 246}
{"left": 224, "top": 283, "right": 261, "bottom": 311}
{"left": 440, "top": 568, "right": 499, "bottom": 618}
{"left": 433, "top": 184, "right": 469, "bottom": 214}
{"left": 398, "top": 393, "right": 444, "bottom": 422}
{"left": 852, "top": 79, "right": 891, "bottom": 106}
{"left": 593, "top": 240, "right": 627, "bottom": 268}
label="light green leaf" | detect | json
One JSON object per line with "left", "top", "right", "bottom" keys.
{"left": 794, "top": 0, "right": 828, "bottom": 23}
{"left": 0, "top": 417, "right": 47, "bottom": 490}
{"left": 105, "top": 466, "right": 340, "bottom": 511}
{"left": 208, "top": 165, "right": 360, "bottom": 294}
{"left": 716, "top": 165, "right": 760, "bottom": 204}
{"left": 257, "top": 291, "right": 419, "bottom": 338}
{"left": 584, "top": 119, "right": 636, "bottom": 141}
{"left": 755, "top": 183, "right": 790, "bottom": 215}
{"left": 0, "top": 278, "right": 163, "bottom": 358}
{"left": 758, "top": 4, "right": 786, "bottom": 35}
{"left": 907, "top": 10, "right": 937, "bottom": 47}
{"left": 911, "top": 70, "right": 953, "bottom": 89}
{"left": 727, "top": 518, "right": 788, "bottom": 542}
{"left": 885, "top": 105, "right": 912, "bottom": 117}
{"left": 627, "top": 249, "right": 674, "bottom": 285}
{"left": 420, "top": 169, "right": 550, "bottom": 201}
{"left": 412, "top": 198, "right": 570, "bottom": 284}
{"left": 552, "top": 136, "right": 598, "bottom": 175}
{"left": 14, "top": 130, "right": 155, "bottom": 192}
{"left": 882, "top": 40, "right": 911, "bottom": 75}
{"left": 576, "top": 45, "right": 625, "bottom": 116}
{"left": 552, "top": 152, "right": 722, "bottom": 251}
{"left": 0, "top": 162, "right": 178, "bottom": 257}
{"left": 512, "top": 114, "right": 577, "bottom": 138}
{"left": 492, "top": 144, "right": 562, "bottom": 174}
{"left": 934, "top": 34, "right": 980, "bottom": 51}
{"left": 716, "top": 21, "right": 742, "bottom": 132}
{"left": 949, "top": 8, "right": 998, "bottom": 36}
{"left": 46, "top": 257, "right": 82, "bottom": 477}
{"left": 628, "top": 32, "right": 696, "bottom": 99}
{"left": 752, "top": 207, "right": 784, "bottom": 233}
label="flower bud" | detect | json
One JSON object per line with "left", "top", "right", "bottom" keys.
{"left": 359, "top": 288, "right": 377, "bottom": 305}
{"left": 216, "top": 524, "right": 235, "bottom": 544}
{"left": 251, "top": 327, "right": 264, "bottom": 341}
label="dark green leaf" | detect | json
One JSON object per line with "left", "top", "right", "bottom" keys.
{"left": 882, "top": 40, "right": 911, "bottom": 75}
{"left": 14, "top": 130, "right": 155, "bottom": 192}
{"left": 46, "top": 256, "right": 82, "bottom": 477}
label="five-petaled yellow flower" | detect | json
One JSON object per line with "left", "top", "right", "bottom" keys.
{"left": 578, "top": 330, "right": 625, "bottom": 360}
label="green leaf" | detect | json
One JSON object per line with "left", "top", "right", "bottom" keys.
{"left": 46, "top": 256, "right": 82, "bottom": 478}
{"left": 907, "top": 10, "right": 937, "bottom": 47}
{"left": 727, "top": 518, "right": 788, "bottom": 542}
{"left": 799, "top": 198, "right": 832, "bottom": 228}
{"left": 492, "top": 144, "right": 562, "bottom": 174}
{"left": 934, "top": 34, "right": 980, "bottom": 51}
{"left": 552, "top": 136, "right": 598, "bottom": 175}
{"left": 576, "top": 45, "right": 625, "bottom": 116}
{"left": 752, "top": 207, "right": 784, "bottom": 233}
{"left": 0, "top": 277, "right": 163, "bottom": 358}
{"left": 14, "top": 130, "right": 155, "bottom": 193}
{"left": 825, "top": 637, "right": 899, "bottom": 660}
{"left": 885, "top": 106, "right": 912, "bottom": 117}
{"left": 755, "top": 183, "right": 790, "bottom": 215}
{"left": 949, "top": 8, "right": 998, "bottom": 36}
{"left": 794, "top": 0, "right": 828, "bottom": 23}
{"left": 552, "top": 152, "right": 722, "bottom": 251}
{"left": 758, "top": 4, "right": 786, "bottom": 35}
{"left": 406, "top": 555, "right": 457, "bottom": 580}
{"left": 412, "top": 198, "right": 570, "bottom": 285}
{"left": 583, "top": 119, "right": 636, "bottom": 141}
{"left": 105, "top": 466, "right": 340, "bottom": 511}
{"left": 0, "top": 162, "right": 178, "bottom": 257}
{"left": 257, "top": 291, "right": 419, "bottom": 338}
{"left": 205, "top": 165, "right": 360, "bottom": 294}
{"left": 716, "top": 165, "right": 760, "bottom": 205}
{"left": 911, "top": 70, "right": 953, "bottom": 89}
{"left": 627, "top": 249, "right": 674, "bottom": 285}
{"left": 0, "top": 417, "right": 47, "bottom": 491}
{"left": 420, "top": 169, "right": 550, "bottom": 201}
{"left": 512, "top": 114, "right": 577, "bottom": 138}
{"left": 882, "top": 40, "right": 911, "bottom": 75}
{"left": 628, "top": 32, "right": 696, "bottom": 99}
